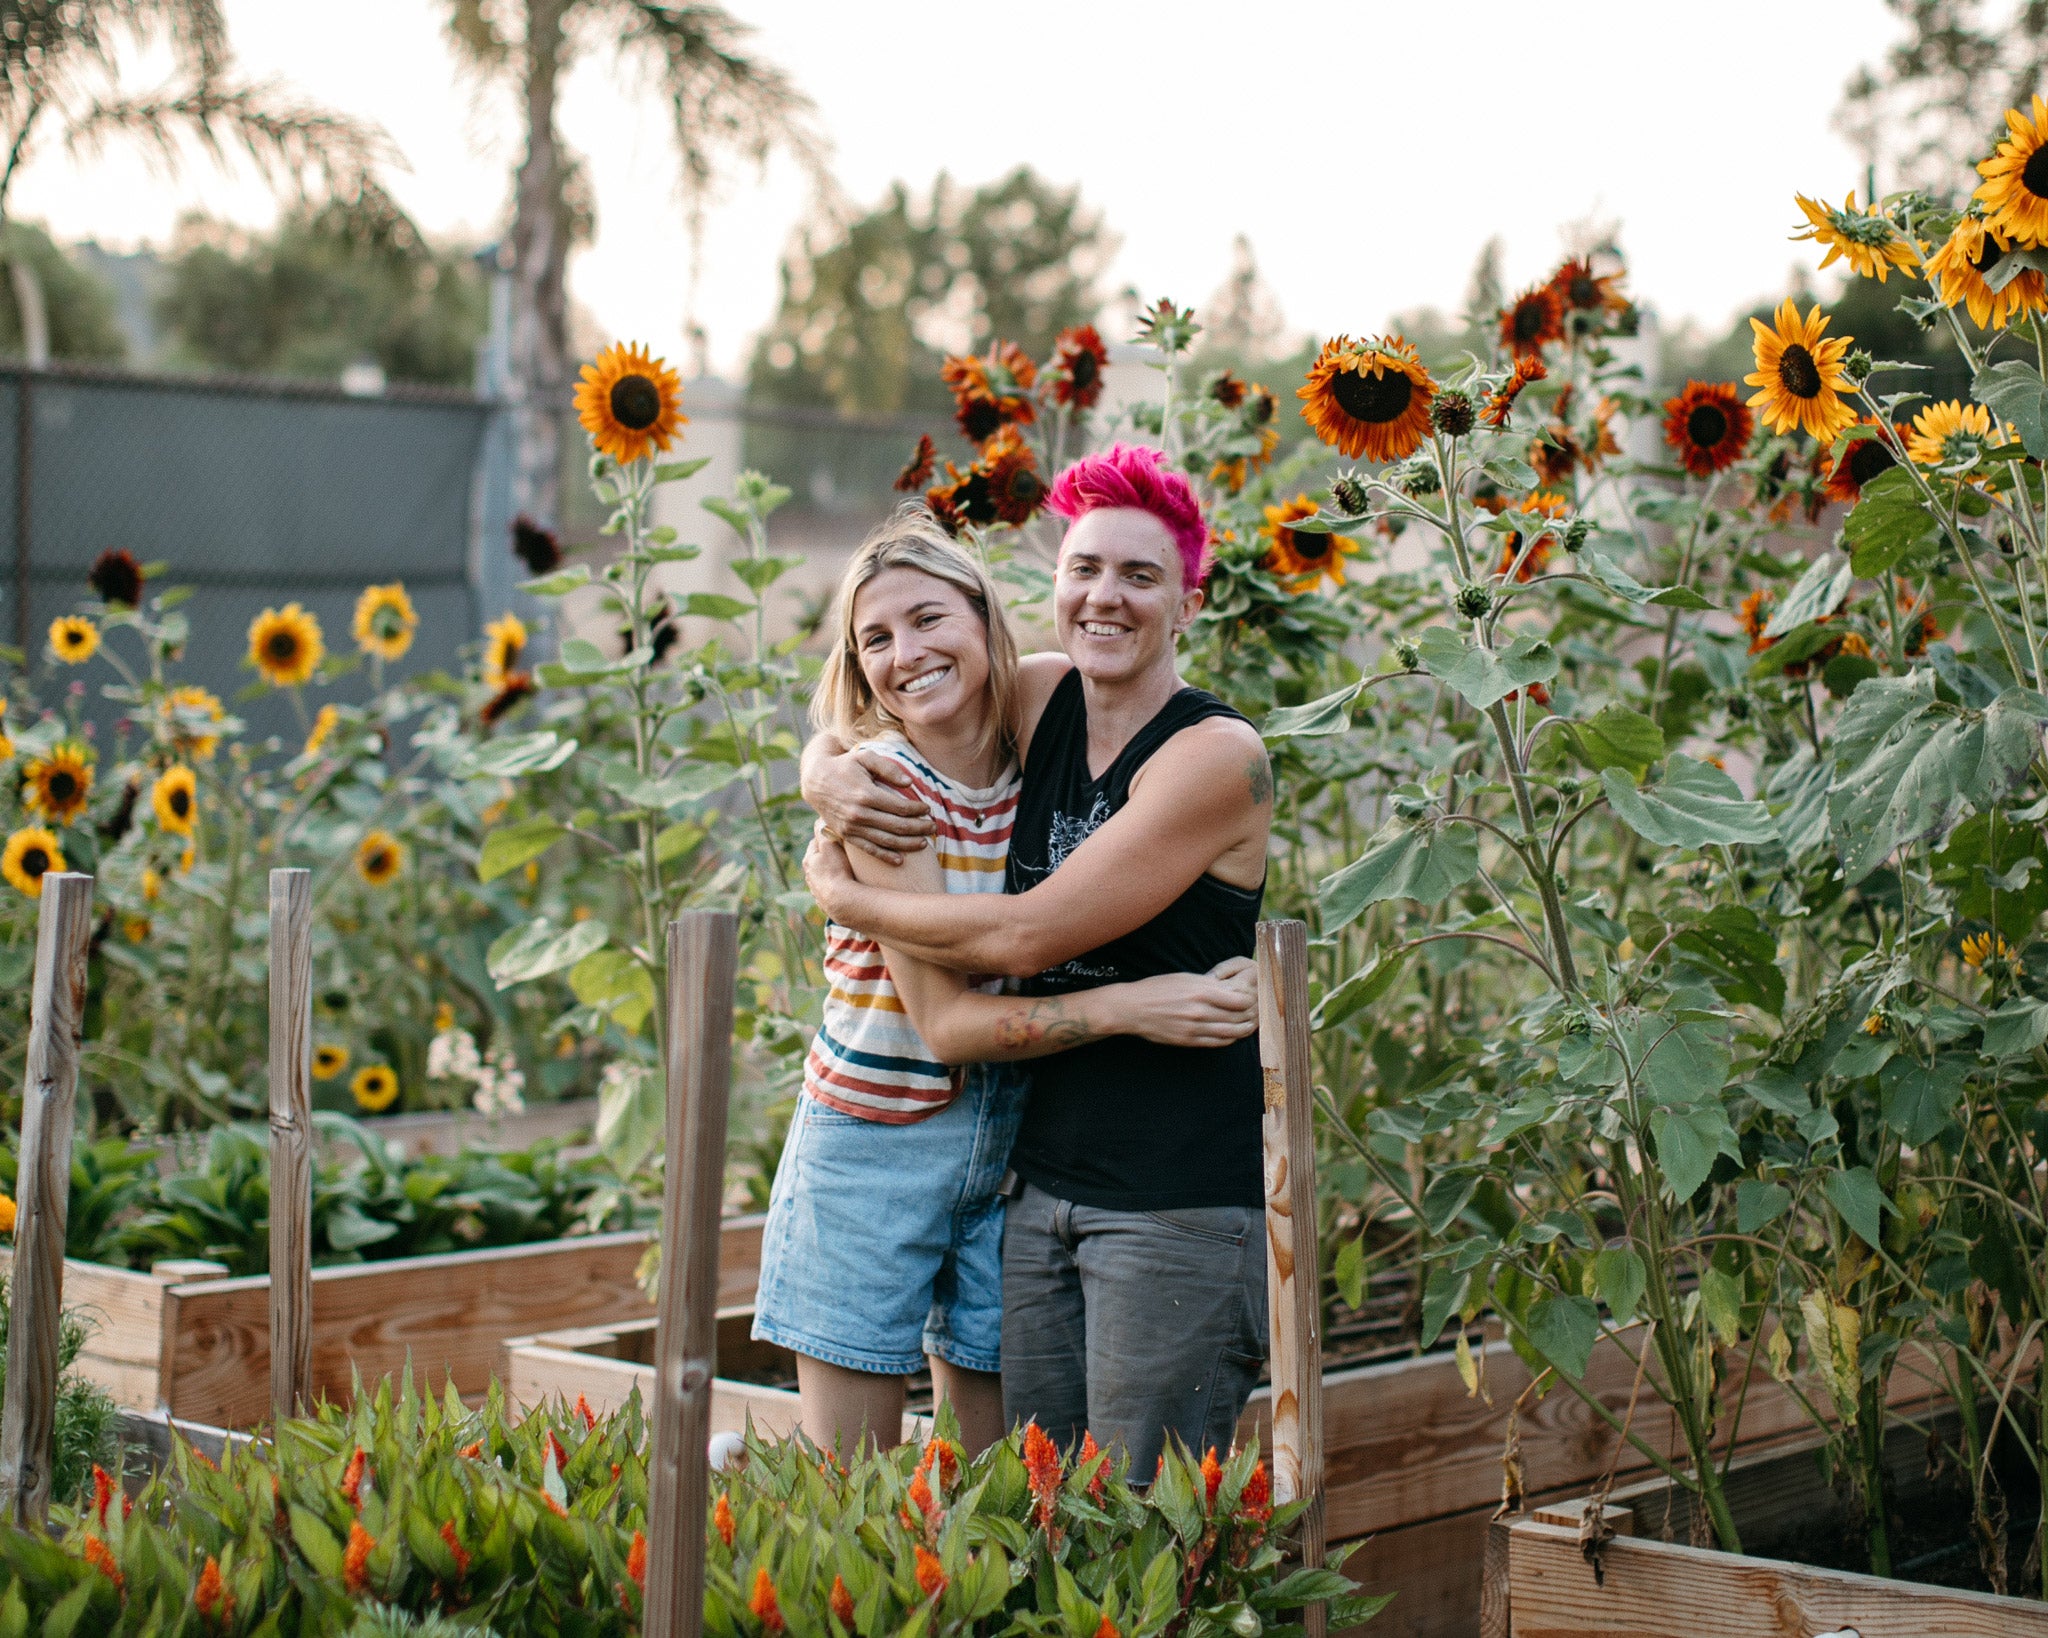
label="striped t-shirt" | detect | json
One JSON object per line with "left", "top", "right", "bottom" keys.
{"left": 805, "top": 737, "right": 1019, "bottom": 1123}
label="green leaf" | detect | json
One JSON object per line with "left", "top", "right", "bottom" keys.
{"left": 1878, "top": 1055, "right": 1967, "bottom": 1144}
{"left": 1422, "top": 1171, "right": 1480, "bottom": 1235}
{"left": 486, "top": 917, "right": 610, "bottom": 988}
{"left": 1701, "top": 1263, "right": 1744, "bottom": 1345}
{"left": 1332, "top": 1233, "right": 1366, "bottom": 1309}
{"left": 1481, "top": 455, "right": 1540, "bottom": 489}
{"left": 1637, "top": 1018, "right": 1733, "bottom": 1108}
{"left": 1525, "top": 1294, "right": 1598, "bottom": 1380}
{"left": 571, "top": 949, "right": 657, "bottom": 1036}
{"left": 1418, "top": 1265, "right": 1470, "bottom": 1348}
{"left": 1672, "top": 905, "right": 1786, "bottom": 1013}
{"left": 1761, "top": 553, "right": 1853, "bottom": 639}
{"left": 1737, "top": 1179, "right": 1791, "bottom": 1234}
{"left": 600, "top": 761, "right": 744, "bottom": 810}
{"left": 1311, "top": 947, "right": 1409, "bottom": 1030}
{"left": 596, "top": 1062, "right": 663, "bottom": 1174}
{"left": 454, "top": 731, "right": 579, "bottom": 779}
{"left": 1262, "top": 682, "right": 1363, "bottom": 739}
{"left": 1981, "top": 995, "right": 2048, "bottom": 1058}
{"left": 653, "top": 457, "right": 711, "bottom": 483}
{"left": 1650, "top": 1104, "right": 1729, "bottom": 1201}
{"left": 1594, "top": 1246, "right": 1646, "bottom": 1326}
{"left": 1975, "top": 358, "right": 2048, "bottom": 459}
{"left": 478, "top": 817, "right": 566, "bottom": 883}
{"left": 291, "top": 1505, "right": 345, "bottom": 1579}
{"left": 637, "top": 542, "right": 700, "bottom": 563}
{"left": 1748, "top": 619, "right": 1851, "bottom": 679}
{"left": 1317, "top": 819, "right": 1479, "bottom": 929}
{"left": 729, "top": 555, "right": 804, "bottom": 593}
{"left": 1416, "top": 627, "right": 1557, "bottom": 711}
{"left": 519, "top": 565, "right": 590, "bottom": 596}
{"left": 1579, "top": 548, "right": 1714, "bottom": 609}
{"left": 1602, "top": 755, "right": 1778, "bottom": 849}
{"left": 1563, "top": 704, "right": 1665, "bottom": 777}
{"left": 681, "top": 592, "right": 756, "bottom": 621}
{"left": 1842, "top": 467, "right": 1936, "bottom": 579}
{"left": 1825, "top": 1166, "right": 1889, "bottom": 1250}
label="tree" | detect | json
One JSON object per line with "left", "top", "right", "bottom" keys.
{"left": 0, "top": 223, "right": 125, "bottom": 362}
{"left": 153, "top": 206, "right": 489, "bottom": 386}
{"left": 442, "top": 0, "right": 822, "bottom": 527}
{"left": 748, "top": 167, "right": 1113, "bottom": 416}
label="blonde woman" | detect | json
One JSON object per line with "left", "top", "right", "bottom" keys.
{"left": 754, "top": 504, "right": 1257, "bottom": 1457}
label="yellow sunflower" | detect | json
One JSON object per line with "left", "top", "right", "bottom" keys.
{"left": 0, "top": 716, "right": 11, "bottom": 763}
{"left": 355, "top": 829, "right": 405, "bottom": 887}
{"left": 304, "top": 703, "right": 340, "bottom": 757}
{"left": 48, "top": 616, "right": 97, "bottom": 665}
{"left": 1259, "top": 495, "right": 1360, "bottom": 589}
{"left": 122, "top": 914, "right": 150, "bottom": 943}
{"left": 574, "top": 342, "right": 686, "bottom": 465}
{"left": 23, "top": 744, "right": 92, "bottom": 826}
{"left": 1961, "top": 931, "right": 2016, "bottom": 971}
{"left": 351, "top": 1064, "right": 400, "bottom": 1112}
{"left": 1925, "top": 216, "right": 2048, "bottom": 330}
{"left": 1297, "top": 335, "right": 1436, "bottom": 463}
{"left": 1976, "top": 94, "right": 2048, "bottom": 246}
{"left": 142, "top": 866, "right": 162, "bottom": 902}
{"left": 151, "top": 765, "right": 198, "bottom": 836}
{"left": 313, "top": 1044, "right": 350, "bottom": 1081}
{"left": 159, "top": 685, "right": 225, "bottom": 760}
{"left": 483, "top": 613, "right": 528, "bottom": 689}
{"left": 248, "top": 603, "right": 325, "bottom": 688}
{"left": 1744, "top": 300, "right": 1857, "bottom": 442}
{"left": 2, "top": 827, "right": 63, "bottom": 898}
{"left": 352, "top": 582, "right": 417, "bottom": 662}
{"left": 1790, "top": 191, "right": 1918, "bottom": 282}
{"left": 1905, "top": 399, "right": 2014, "bottom": 469}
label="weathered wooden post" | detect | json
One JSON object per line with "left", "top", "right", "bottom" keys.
{"left": 0, "top": 872, "right": 94, "bottom": 1527}
{"left": 643, "top": 910, "right": 738, "bottom": 1638}
{"left": 268, "top": 867, "right": 314, "bottom": 1421}
{"left": 1257, "top": 918, "right": 1326, "bottom": 1638}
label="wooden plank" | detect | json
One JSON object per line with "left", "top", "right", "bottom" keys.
{"left": 1257, "top": 919, "right": 1325, "bottom": 1638}
{"left": 0, "top": 872, "right": 93, "bottom": 1527}
{"left": 268, "top": 867, "right": 314, "bottom": 1420}
{"left": 1506, "top": 1517, "right": 2048, "bottom": 1638}
{"left": 644, "top": 910, "right": 739, "bottom": 1638}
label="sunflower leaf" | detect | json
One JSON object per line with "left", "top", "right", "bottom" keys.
{"left": 1842, "top": 466, "right": 1936, "bottom": 578}
{"left": 653, "top": 458, "right": 711, "bottom": 483}
{"left": 1602, "top": 755, "right": 1778, "bottom": 849}
{"left": 1416, "top": 627, "right": 1557, "bottom": 711}
{"left": 478, "top": 817, "right": 566, "bottom": 883}
{"left": 1975, "top": 359, "right": 2048, "bottom": 460}
{"left": 1318, "top": 819, "right": 1479, "bottom": 928}
{"left": 486, "top": 917, "right": 610, "bottom": 989}
{"left": 1481, "top": 456, "right": 1540, "bottom": 490}
{"left": 1263, "top": 682, "right": 1364, "bottom": 740}
{"left": 1761, "top": 553, "right": 1853, "bottom": 639}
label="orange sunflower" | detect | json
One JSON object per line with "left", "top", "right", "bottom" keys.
{"left": 1790, "top": 192, "right": 1919, "bottom": 282}
{"left": 1499, "top": 284, "right": 1565, "bottom": 355}
{"left": 1547, "top": 256, "right": 1629, "bottom": 322}
{"left": 894, "top": 434, "right": 937, "bottom": 493}
{"left": 1048, "top": 325, "right": 1109, "bottom": 410}
{"left": 1925, "top": 216, "right": 2048, "bottom": 330}
{"left": 574, "top": 342, "right": 685, "bottom": 465}
{"left": 1744, "top": 300, "right": 1856, "bottom": 442}
{"left": 1260, "top": 495, "right": 1359, "bottom": 589}
{"left": 1823, "top": 420, "right": 1903, "bottom": 504}
{"left": 1298, "top": 336, "right": 1434, "bottom": 463}
{"left": 978, "top": 426, "right": 1047, "bottom": 525}
{"left": 941, "top": 343, "right": 1036, "bottom": 443}
{"left": 1495, "top": 494, "right": 1569, "bottom": 581}
{"left": 1976, "top": 94, "right": 2048, "bottom": 246}
{"left": 1481, "top": 354, "right": 1547, "bottom": 429}
{"left": 1662, "top": 381, "right": 1753, "bottom": 477}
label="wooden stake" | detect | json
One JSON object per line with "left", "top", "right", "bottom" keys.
{"left": 643, "top": 911, "right": 738, "bottom": 1638}
{"left": 268, "top": 868, "right": 313, "bottom": 1421}
{"left": 1257, "top": 918, "right": 1325, "bottom": 1638}
{"left": 0, "top": 872, "right": 93, "bottom": 1527}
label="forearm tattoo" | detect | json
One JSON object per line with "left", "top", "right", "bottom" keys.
{"left": 991, "top": 997, "right": 1097, "bottom": 1052}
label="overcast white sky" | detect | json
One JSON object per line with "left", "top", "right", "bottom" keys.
{"left": 26, "top": 1, "right": 1906, "bottom": 377}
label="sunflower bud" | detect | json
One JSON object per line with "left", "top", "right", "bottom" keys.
{"left": 1430, "top": 390, "right": 1476, "bottom": 438}
{"left": 1562, "top": 518, "right": 1592, "bottom": 554}
{"left": 1454, "top": 582, "right": 1494, "bottom": 619}
{"left": 1842, "top": 349, "right": 1874, "bottom": 385}
{"left": 1396, "top": 458, "right": 1440, "bottom": 497}
{"left": 1330, "top": 473, "right": 1370, "bottom": 517}
{"left": 1393, "top": 639, "right": 1421, "bottom": 671}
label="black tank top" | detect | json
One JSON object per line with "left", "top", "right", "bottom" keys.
{"left": 1005, "top": 669, "right": 1265, "bottom": 1211}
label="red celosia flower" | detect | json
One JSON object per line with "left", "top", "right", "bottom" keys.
{"left": 894, "top": 434, "right": 937, "bottom": 493}
{"left": 1094, "top": 1617, "right": 1120, "bottom": 1638}
{"left": 440, "top": 1520, "right": 470, "bottom": 1579}
{"left": 1078, "top": 1432, "right": 1106, "bottom": 1503}
{"left": 1240, "top": 1460, "right": 1272, "bottom": 1522}
{"left": 915, "top": 1545, "right": 947, "bottom": 1599}
{"left": 1480, "top": 354, "right": 1547, "bottom": 429}
{"left": 1201, "top": 1448, "right": 1224, "bottom": 1510}
{"left": 628, "top": 1529, "right": 648, "bottom": 1589}
{"left": 545, "top": 1428, "right": 570, "bottom": 1472}
{"left": 92, "top": 1463, "right": 115, "bottom": 1527}
{"left": 574, "top": 1393, "right": 597, "bottom": 1430}
{"left": 925, "top": 1436, "right": 959, "bottom": 1490}
{"left": 83, "top": 1533, "right": 123, "bottom": 1592}
{"left": 544, "top": 1493, "right": 569, "bottom": 1519}
{"left": 611, "top": 1461, "right": 622, "bottom": 1483}
{"left": 907, "top": 1467, "right": 939, "bottom": 1531}
{"left": 1050, "top": 325, "right": 1110, "bottom": 410}
{"left": 831, "top": 1573, "right": 856, "bottom": 1628}
{"left": 459, "top": 1439, "right": 485, "bottom": 1460}
{"left": 751, "top": 1565, "right": 786, "bottom": 1632}
{"left": 345, "top": 1520, "right": 374, "bottom": 1593}
{"left": 715, "top": 1490, "right": 736, "bottom": 1547}
{"left": 341, "top": 1447, "right": 368, "bottom": 1510}
{"left": 194, "top": 1554, "right": 230, "bottom": 1621}
{"left": 1023, "top": 1422, "right": 1062, "bottom": 1529}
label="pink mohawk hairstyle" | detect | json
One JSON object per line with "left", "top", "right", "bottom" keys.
{"left": 1044, "top": 443, "right": 1212, "bottom": 588}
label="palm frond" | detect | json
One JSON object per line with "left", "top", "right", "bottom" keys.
{"left": 443, "top": 0, "right": 512, "bottom": 74}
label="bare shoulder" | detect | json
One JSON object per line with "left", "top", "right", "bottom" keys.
{"left": 1015, "top": 650, "right": 1073, "bottom": 761}
{"left": 1145, "top": 715, "right": 1272, "bottom": 809}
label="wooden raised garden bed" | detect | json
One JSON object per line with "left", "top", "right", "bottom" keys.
{"left": 1504, "top": 1412, "right": 2048, "bottom": 1637}
{"left": 4, "top": 1214, "right": 763, "bottom": 1428}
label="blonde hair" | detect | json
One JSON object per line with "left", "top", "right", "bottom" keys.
{"left": 812, "top": 503, "right": 1021, "bottom": 765}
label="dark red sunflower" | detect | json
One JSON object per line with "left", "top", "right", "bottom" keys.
{"left": 1499, "top": 284, "right": 1565, "bottom": 356}
{"left": 511, "top": 514, "right": 562, "bottom": 574}
{"left": 1547, "top": 256, "right": 1628, "bottom": 323}
{"left": 1209, "top": 370, "right": 1247, "bottom": 408}
{"left": 89, "top": 549, "right": 143, "bottom": 608}
{"left": 1661, "top": 381, "right": 1752, "bottom": 478}
{"left": 1530, "top": 423, "right": 1584, "bottom": 487}
{"left": 894, "top": 434, "right": 937, "bottom": 493}
{"left": 978, "top": 425, "right": 1047, "bottom": 525}
{"left": 1495, "top": 494, "right": 1569, "bottom": 582}
{"left": 1049, "top": 326, "right": 1109, "bottom": 410}
{"left": 1822, "top": 420, "right": 1903, "bottom": 504}
{"left": 941, "top": 343, "right": 1037, "bottom": 443}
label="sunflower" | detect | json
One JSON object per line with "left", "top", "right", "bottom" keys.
{"left": 142, "top": 866, "right": 161, "bottom": 901}
{"left": 1790, "top": 192, "right": 1918, "bottom": 282}
{"left": 481, "top": 673, "right": 536, "bottom": 728}
{"left": 1976, "top": 94, "right": 2048, "bottom": 246}
{"left": 355, "top": 829, "right": 404, "bottom": 887}
{"left": 1738, "top": 588, "right": 1776, "bottom": 654}
{"left": 1823, "top": 420, "right": 1903, "bottom": 503}
{"left": 2, "top": 827, "right": 63, "bottom": 897}
{"left": 483, "top": 613, "right": 528, "bottom": 689}
{"left": 1547, "top": 256, "right": 1628, "bottom": 322}
{"left": 353, "top": 582, "right": 417, "bottom": 662}
{"left": 1499, "top": 284, "right": 1565, "bottom": 355}
{"left": 1925, "top": 216, "right": 2048, "bottom": 330}
{"left": 574, "top": 342, "right": 685, "bottom": 466}
{"left": 351, "top": 1064, "right": 400, "bottom": 1112}
{"left": 1209, "top": 370, "right": 1247, "bottom": 408}
{"left": 941, "top": 344, "right": 1036, "bottom": 443}
{"left": 248, "top": 603, "right": 325, "bottom": 688}
{"left": 88, "top": 548, "right": 143, "bottom": 607}
{"left": 1898, "top": 581, "right": 1943, "bottom": 656}
{"left": 1049, "top": 325, "right": 1109, "bottom": 410}
{"left": 1481, "top": 354, "right": 1547, "bottom": 429}
{"left": 159, "top": 685, "right": 226, "bottom": 760}
{"left": 511, "top": 514, "right": 562, "bottom": 574}
{"left": 1744, "top": 300, "right": 1856, "bottom": 442}
{"left": 23, "top": 745, "right": 92, "bottom": 826}
{"left": 304, "top": 703, "right": 340, "bottom": 758}
{"left": 1961, "top": 931, "right": 2016, "bottom": 971}
{"left": 122, "top": 915, "right": 149, "bottom": 943}
{"left": 151, "top": 765, "right": 197, "bottom": 836}
{"left": 977, "top": 426, "right": 1047, "bottom": 525}
{"left": 1298, "top": 335, "right": 1435, "bottom": 463}
{"left": 1530, "top": 423, "right": 1584, "bottom": 487}
{"left": 1260, "top": 495, "right": 1359, "bottom": 589}
{"left": 48, "top": 616, "right": 97, "bottom": 664}
{"left": 1496, "top": 493, "right": 1569, "bottom": 581}
{"left": 1906, "top": 400, "right": 2011, "bottom": 469}
{"left": 313, "top": 1044, "right": 350, "bottom": 1081}
{"left": 1661, "top": 381, "right": 1752, "bottom": 477}
{"left": 893, "top": 434, "right": 937, "bottom": 493}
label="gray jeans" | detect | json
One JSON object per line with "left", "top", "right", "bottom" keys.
{"left": 1000, "top": 1182, "right": 1268, "bottom": 1478}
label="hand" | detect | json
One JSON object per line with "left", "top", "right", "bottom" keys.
{"left": 1121, "top": 969, "right": 1261, "bottom": 1049}
{"left": 803, "top": 824, "right": 861, "bottom": 923}
{"left": 802, "top": 745, "right": 934, "bottom": 863}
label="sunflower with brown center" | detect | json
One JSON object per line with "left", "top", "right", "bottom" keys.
{"left": 24, "top": 744, "right": 92, "bottom": 826}
{"left": 941, "top": 344, "right": 1037, "bottom": 443}
{"left": 352, "top": 1065, "right": 400, "bottom": 1112}
{"left": 2, "top": 827, "right": 62, "bottom": 897}
{"left": 481, "top": 672, "right": 536, "bottom": 727}
{"left": 977, "top": 426, "right": 1047, "bottom": 525}
{"left": 1548, "top": 256, "right": 1628, "bottom": 320}
{"left": 1260, "top": 495, "right": 1359, "bottom": 589}
{"left": 49, "top": 616, "right": 97, "bottom": 664}
{"left": 1530, "top": 423, "right": 1585, "bottom": 487}
{"left": 355, "top": 829, "right": 405, "bottom": 887}
{"left": 150, "top": 765, "right": 198, "bottom": 836}
{"left": 1298, "top": 336, "right": 1435, "bottom": 463}
{"left": 1209, "top": 370, "right": 1247, "bottom": 408}
{"left": 1744, "top": 300, "right": 1856, "bottom": 442}
{"left": 574, "top": 342, "right": 686, "bottom": 466}
{"left": 353, "top": 582, "right": 417, "bottom": 662}
{"left": 1976, "top": 94, "right": 2048, "bottom": 246}
{"left": 893, "top": 434, "right": 937, "bottom": 493}
{"left": 1499, "top": 284, "right": 1565, "bottom": 355}
{"left": 313, "top": 1045, "right": 350, "bottom": 1081}
{"left": 1662, "top": 381, "right": 1753, "bottom": 477}
{"left": 1049, "top": 326, "right": 1109, "bottom": 410}
{"left": 511, "top": 514, "right": 561, "bottom": 575}
{"left": 1823, "top": 420, "right": 1904, "bottom": 503}
{"left": 89, "top": 548, "right": 144, "bottom": 607}
{"left": 1925, "top": 216, "right": 2048, "bottom": 330}
{"left": 1495, "top": 493, "right": 1570, "bottom": 581}
{"left": 159, "top": 684, "right": 226, "bottom": 759}
{"left": 1905, "top": 400, "right": 2011, "bottom": 470}
{"left": 248, "top": 603, "right": 325, "bottom": 688}
{"left": 1790, "top": 192, "right": 1919, "bottom": 282}
{"left": 483, "top": 612, "right": 528, "bottom": 689}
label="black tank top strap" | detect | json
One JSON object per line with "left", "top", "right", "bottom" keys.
{"left": 1099, "top": 686, "right": 1250, "bottom": 807}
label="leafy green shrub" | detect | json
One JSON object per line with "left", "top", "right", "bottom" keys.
{"left": 0, "top": 1277, "right": 119, "bottom": 1508}
{"left": 0, "top": 1373, "right": 1380, "bottom": 1637}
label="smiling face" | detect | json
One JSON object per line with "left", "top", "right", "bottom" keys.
{"left": 852, "top": 566, "right": 994, "bottom": 741}
{"left": 1054, "top": 508, "right": 1203, "bottom": 685}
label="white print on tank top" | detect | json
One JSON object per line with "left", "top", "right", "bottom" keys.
{"left": 1035, "top": 792, "right": 1120, "bottom": 983}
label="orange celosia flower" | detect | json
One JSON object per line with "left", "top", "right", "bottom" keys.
{"left": 440, "top": 1520, "right": 469, "bottom": 1579}
{"left": 1023, "top": 1422, "right": 1061, "bottom": 1529}
{"left": 345, "top": 1521, "right": 374, "bottom": 1593}
{"left": 1095, "top": 1617, "right": 1120, "bottom": 1638}
{"left": 83, "top": 1533, "right": 123, "bottom": 1592}
{"left": 459, "top": 1439, "right": 484, "bottom": 1459}
{"left": 1202, "top": 1448, "right": 1224, "bottom": 1510}
{"left": 93, "top": 1463, "right": 116, "bottom": 1527}
{"left": 341, "top": 1446, "right": 368, "bottom": 1510}
{"left": 194, "top": 1554, "right": 230, "bottom": 1621}
{"left": 915, "top": 1545, "right": 947, "bottom": 1599}
{"left": 628, "top": 1529, "right": 648, "bottom": 1589}
{"left": 1240, "top": 1460, "right": 1272, "bottom": 1522}
{"left": 925, "top": 1436, "right": 959, "bottom": 1490}
{"left": 831, "top": 1573, "right": 857, "bottom": 1628}
{"left": 544, "top": 1493, "right": 568, "bottom": 1519}
{"left": 715, "top": 1491, "right": 736, "bottom": 1547}
{"left": 1078, "top": 1432, "right": 1107, "bottom": 1503}
{"left": 574, "top": 1393, "right": 597, "bottom": 1430}
{"left": 545, "top": 1428, "right": 570, "bottom": 1475}
{"left": 752, "top": 1565, "right": 786, "bottom": 1632}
